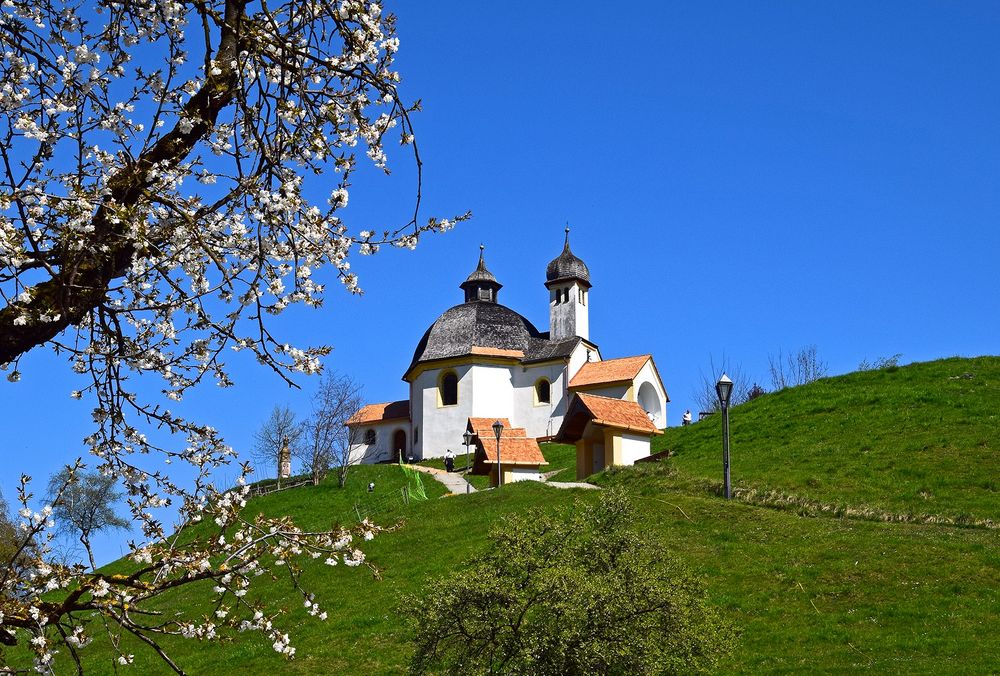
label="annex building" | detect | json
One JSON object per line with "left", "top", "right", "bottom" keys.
{"left": 346, "top": 231, "right": 669, "bottom": 481}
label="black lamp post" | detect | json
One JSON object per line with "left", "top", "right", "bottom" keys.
{"left": 492, "top": 420, "right": 504, "bottom": 489}
{"left": 715, "top": 373, "right": 733, "bottom": 499}
{"left": 462, "top": 430, "right": 474, "bottom": 494}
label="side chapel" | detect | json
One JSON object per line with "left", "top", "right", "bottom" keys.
{"left": 346, "top": 231, "right": 669, "bottom": 481}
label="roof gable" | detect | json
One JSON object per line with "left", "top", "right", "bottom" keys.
{"left": 346, "top": 400, "right": 410, "bottom": 426}
{"left": 554, "top": 393, "right": 661, "bottom": 442}
{"left": 568, "top": 355, "right": 651, "bottom": 389}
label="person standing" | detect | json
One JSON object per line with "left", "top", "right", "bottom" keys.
{"left": 682, "top": 409, "right": 692, "bottom": 426}
{"left": 444, "top": 448, "right": 455, "bottom": 472}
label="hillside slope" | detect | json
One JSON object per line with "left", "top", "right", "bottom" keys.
{"left": 657, "top": 356, "right": 1000, "bottom": 521}
{"left": 4, "top": 357, "right": 998, "bottom": 673}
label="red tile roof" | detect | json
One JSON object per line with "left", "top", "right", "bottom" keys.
{"left": 346, "top": 400, "right": 410, "bottom": 426}
{"left": 575, "top": 393, "right": 661, "bottom": 434}
{"left": 466, "top": 417, "right": 525, "bottom": 439}
{"left": 555, "top": 393, "right": 662, "bottom": 442}
{"left": 477, "top": 435, "right": 548, "bottom": 466}
{"left": 569, "top": 355, "right": 651, "bottom": 389}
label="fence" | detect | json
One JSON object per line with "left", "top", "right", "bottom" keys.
{"left": 245, "top": 477, "right": 312, "bottom": 499}
{"left": 349, "top": 485, "right": 417, "bottom": 523}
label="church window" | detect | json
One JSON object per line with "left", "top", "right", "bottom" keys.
{"left": 414, "top": 426, "right": 419, "bottom": 444}
{"left": 579, "top": 288, "right": 586, "bottom": 305}
{"left": 535, "top": 378, "right": 551, "bottom": 405}
{"left": 478, "top": 287, "right": 492, "bottom": 301}
{"left": 439, "top": 370, "right": 459, "bottom": 406}
{"left": 364, "top": 429, "right": 376, "bottom": 445}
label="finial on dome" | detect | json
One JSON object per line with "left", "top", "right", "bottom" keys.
{"left": 461, "top": 243, "right": 501, "bottom": 302}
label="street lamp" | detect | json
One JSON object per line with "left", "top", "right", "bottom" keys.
{"left": 462, "top": 430, "right": 474, "bottom": 494}
{"left": 492, "top": 420, "right": 504, "bottom": 489}
{"left": 715, "top": 373, "right": 733, "bottom": 499}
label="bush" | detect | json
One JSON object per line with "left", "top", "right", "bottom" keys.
{"left": 405, "top": 489, "right": 735, "bottom": 674}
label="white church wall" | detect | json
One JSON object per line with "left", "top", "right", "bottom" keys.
{"left": 634, "top": 360, "right": 668, "bottom": 429}
{"left": 469, "top": 364, "right": 514, "bottom": 420}
{"left": 513, "top": 362, "right": 566, "bottom": 438}
{"left": 412, "top": 364, "right": 475, "bottom": 460}
{"left": 509, "top": 466, "right": 543, "bottom": 483}
{"left": 620, "top": 432, "right": 652, "bottom": 466}
{"left": 347, "top": 421, "right": 404, "bottom": 465}
{"left": 576, "top": 383, "right": 631, "bottom": 400}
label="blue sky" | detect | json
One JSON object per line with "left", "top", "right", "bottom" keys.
{"left": 3, "top": 1, "right": 999, "bottom": 564}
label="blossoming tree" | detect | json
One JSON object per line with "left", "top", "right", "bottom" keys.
{"left": 0, "top": 0, "right": 465, "bottom": 670}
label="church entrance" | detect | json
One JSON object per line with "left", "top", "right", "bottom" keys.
{"left": 392, "top": 429, "right": 407, "bottom": 463}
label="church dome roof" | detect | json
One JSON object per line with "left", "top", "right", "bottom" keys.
{"left": 405, "top": 302, "right": 544, "bottom": 378}
{"left": 463, "top": 249, "right": 498, "bottom": 285}
{"left": 545, "top": 229, "right": 590, "bottom": 287}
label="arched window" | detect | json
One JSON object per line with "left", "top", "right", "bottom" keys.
{"left": 535, "top": 378, "right": 551, "bottom": 405}
{"left": 364, "top": 429, "right": 376, "bottom": 445}
{"left": 440, "top": 371, "right": 458, "bottom": 406}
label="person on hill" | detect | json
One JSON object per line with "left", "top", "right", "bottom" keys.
{"left": 682, "top": 409, "right": 692, "bottom": 426}
{"left": 444, "top": 449, "right": 455, "bottom": 473}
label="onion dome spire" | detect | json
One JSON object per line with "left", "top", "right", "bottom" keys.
{"left": 545, "top": 227, "right": 591, "bottom": 288}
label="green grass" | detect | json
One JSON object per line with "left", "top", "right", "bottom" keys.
{"left": 5, "top": 357, "right": 1000, "bottom": 673}
{"left": 657, "top": 357, "right": 1000, "bottom": 522}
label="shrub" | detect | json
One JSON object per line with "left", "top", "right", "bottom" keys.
{"left": 405, "top": 489, "right": 735, "bottom": 674}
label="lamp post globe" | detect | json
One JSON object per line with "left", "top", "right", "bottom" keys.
{"left": 716, "top": 373, "right": 734, "bottom": 409}
{"left": 716, "top": 373, "right": 733, "bottom": 499}
{"left": 462, "top": 430, "right": 474, "bottom": 494}
{"left": 492, "top": 420, "right": 504, "bottom": 489}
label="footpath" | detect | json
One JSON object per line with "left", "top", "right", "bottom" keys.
{"left": 409, "top": 465, "right": 477, "bottom": 494}
{"left": 409, "top": 465, "right": 599, "bottom": 494}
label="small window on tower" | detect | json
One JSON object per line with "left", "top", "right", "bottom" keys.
{"left": 579, "top": 288, "right": 586, "bottom": 305}
{"left": 364, "top": 429, "right": 376, "bottom": 445}
{"left": 478, "top": 288, "right": 492, "bottom": 301}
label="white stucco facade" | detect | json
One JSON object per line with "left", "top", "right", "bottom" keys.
{"left": 620, "top": 432, "right": 651, "bottom": 466}
{"left": 347, "top": 420, "right": 410, "bottom": 464}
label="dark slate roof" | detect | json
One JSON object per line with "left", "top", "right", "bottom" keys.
{"left": 523, "top": 336, "right": 581, "bottom": 363}
{"left": 405, "top": 302, "right": 545, "bottom": 377}
{"left": 546, "top": 230, "right": 590, "bottom": 287}
{"left": 462, "top": 250, "right": 498, "bottom": 285}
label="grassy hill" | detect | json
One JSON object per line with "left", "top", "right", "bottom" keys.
{"left": 654, "top": 356, "right": 1000, "bottom": 523}
{"left": 4, "top": 357, "right": 999, "bottom": 673}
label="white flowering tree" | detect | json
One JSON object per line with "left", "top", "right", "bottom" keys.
{"left": 0, "top": 0, "right": 465, "bottom": 670}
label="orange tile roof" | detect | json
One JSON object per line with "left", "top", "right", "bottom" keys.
{"left": 469, "top": 346, "right": 525, "bottom": 358}
{"left": 477, "top": 435, "right": 548, "bottom": 466}
{"left": 466, "top": 417, "right": 525, "bottom": 439}
{"left": 569, "top": 355, "right": 651, "bottom": 389}
{"left": 573, "top": 393, "right": 661, "bottom": 435}
{"left": 346, "top": 400, "right": 410, "bottom": 426}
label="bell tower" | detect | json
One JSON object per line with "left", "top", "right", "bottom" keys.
{"left": 545, "top": 228, "right": 591, "bottom": 341}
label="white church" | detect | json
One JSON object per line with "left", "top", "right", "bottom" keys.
{"left": 346, "top": 231, "right": 669, "bottom": 481}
